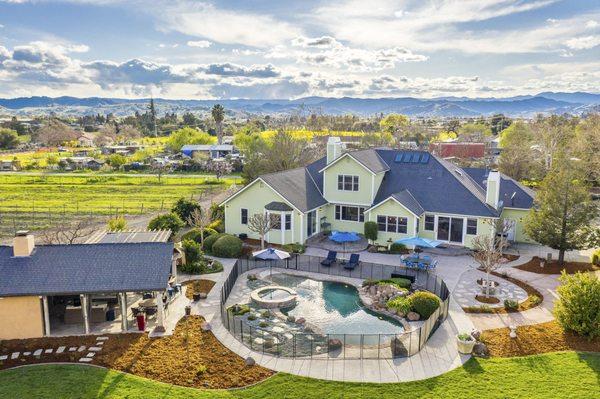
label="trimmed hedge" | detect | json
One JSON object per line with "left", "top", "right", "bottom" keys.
{"left": 202, "top": 233, "right": 225, "bottom": 252}
{"left": 211, "top": 234, "right": 243, "bottom": 258}
{"left": 181, "top": 228, "right": 218, "bottom": 243}
{"left": 364, "top": 221, "right": 378, "bottom": 242}
{"left": 389, "top": 242, "right": 407, "bottom": 254}
{"left": 182, "top": 239, "right": 202, "bottom": 265}
{"left": 409, "top": 291, "right": 441, "bottom": 319}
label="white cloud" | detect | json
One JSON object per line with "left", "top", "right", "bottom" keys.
{"left": 585, "top": 20, "right": 598, "bottom": 29}
{"left": 187, "top": 40, "right": 211, "bottom": 48}
{"left": 565, "top": 35, "right": 600, "bottom": 50}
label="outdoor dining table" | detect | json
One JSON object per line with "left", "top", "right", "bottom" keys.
{"left": 139, "top": 298, "right": 157, "bottom": 308}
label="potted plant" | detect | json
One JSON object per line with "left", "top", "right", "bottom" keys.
{"left": 456, "top": 332, "right": 476, "bottom": 354}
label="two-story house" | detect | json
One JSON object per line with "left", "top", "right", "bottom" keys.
{"left": 221, "top": 137, "right": 535, "bottom": 248}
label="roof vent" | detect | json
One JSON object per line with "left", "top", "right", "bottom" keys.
{"left": 454, "top": 169, "right": 463, "bottom": 176}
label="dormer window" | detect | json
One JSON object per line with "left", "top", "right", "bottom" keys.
{"left": 338, "top": 175, "right": 359, "bottom": 191}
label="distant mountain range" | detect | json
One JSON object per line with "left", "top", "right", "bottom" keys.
{"left": 0, "top": 92, "right": 598, "bottom": 118}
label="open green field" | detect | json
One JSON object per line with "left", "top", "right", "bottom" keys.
{"left": 0, "top": 352, "right": 598, "bottom": 399}
{"left": 0, "top": 174, "right": 241, "bottom": 214}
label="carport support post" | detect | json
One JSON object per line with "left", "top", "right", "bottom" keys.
{"left": 155, "top": 291, "right": 166, "bottom": 333}
{"left": 42, "top": 296, "right": 51, "bottom": 336}
{"left": 80, "top": 294, "right": 90, "bottom": 334}
{"left": 119, "top": 292, "right": 128, "bottom": 332}
{"left": 171, "top": 258, "right": 178, "bottom": 282}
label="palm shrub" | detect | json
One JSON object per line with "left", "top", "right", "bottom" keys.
{"left": 211, "top": 234, "right": 243, "bottom": 258}
{"left": 554, "top": 271, "right": 600, "bottom": 338}
{"left": 409, "top": 291, "right": 441, "bottom": 318}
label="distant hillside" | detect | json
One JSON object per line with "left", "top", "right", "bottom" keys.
{"left": 0, "top": 92, "right": 598, "bottom": 118}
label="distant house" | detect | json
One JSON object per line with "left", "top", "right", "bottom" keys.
{"left": 429, "top": 142, "right": 486, "bottom": 159}
{"left": 86, "top": 159, "right": 105, "bottom": 171}
{"left": 102, "top": 144, "right": 143, "bottom": 156}
{"left": 181, "top": 144, "right": 238, "bottom": 160}
{"left": 0, "top": 160, "right": 18, "bottom": 171}
{"left": 77, "top": 132, "right": 96, "bottom": 147}
{"left": 61, "top": 157, "right": 104, "bottom": 170}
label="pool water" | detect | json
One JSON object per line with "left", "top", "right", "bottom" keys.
{"left": 269, "top": 274, "right": 403, "bottom": 335}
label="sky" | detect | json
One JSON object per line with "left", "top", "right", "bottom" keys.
{"left": 0, "top": 0, "right": 598, "bottom": 99}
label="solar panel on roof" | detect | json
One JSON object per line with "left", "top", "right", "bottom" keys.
{"left": 411, "top": 153, "right": 421, "bottom": 163}
{"left": 394, "top": 152, "right": 404, "bottom": 163}
{"left": 420, "top": 153, "right": 430, "bottom": 163}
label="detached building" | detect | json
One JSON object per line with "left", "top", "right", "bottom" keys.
{"left": 181, "top": 144, "right": 239, "bottom": 160}
{"left": 0, "top": 232, "right": 175, "bottom": 340}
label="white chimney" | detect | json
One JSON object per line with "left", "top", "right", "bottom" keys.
{"left": 326, "top": 137, "right": 345, "bottom": 164}
{"left": 485, "top": 170, "right": 501, "bottom": 209}
{"left": 13, "top": 230, "right": 35, "bottom": 257}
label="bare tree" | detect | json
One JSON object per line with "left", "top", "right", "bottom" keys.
{"left": 205, "top": 159, "right": 233, "bottom": 180}
{"left": 247, "top": 213, "right": 276, "bottom": 249}
{"left": 39, "top": 218, "right": 95, "bottom": 245}
{"left": 36, "top": 119, "right": 78, "bottom": 146}
{"left": 471, "top": 234, "right": 504, "bottom": 297}
{"left": 186, "top": 207, "right": 212, "bottom": 246}
{"left": 485, "top": 217, "right": 515, "bottom": 257}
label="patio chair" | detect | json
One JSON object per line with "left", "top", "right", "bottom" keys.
{"left": 320, "top": 251, "right": 337, "bottom": 267}
{"left": 428, "top": 260, "right": 438, "bottom": 271}
{"left": 344, "top": 253, "right": 360, "bottom": 270}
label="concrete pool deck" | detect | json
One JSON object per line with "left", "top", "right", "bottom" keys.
{"left": 194, "top": 256, "right": 475, "bottom": 383}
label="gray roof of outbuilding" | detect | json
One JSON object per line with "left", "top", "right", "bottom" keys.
{"left": 0, "top": 242, "right": 174, "bottom": 297}
{"left": 462, "top": 168, "right": 535, "bottom": 209}
{"left": 261, "top": 167, "right": 328, "bottom": 212}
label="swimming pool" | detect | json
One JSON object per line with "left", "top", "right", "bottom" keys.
{"left": 268, "top": 273, "right": 403, "bottom": 335}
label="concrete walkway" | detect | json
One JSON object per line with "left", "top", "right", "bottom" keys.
{"left": 192, "top": 254, "right": 474, "bottom": 383}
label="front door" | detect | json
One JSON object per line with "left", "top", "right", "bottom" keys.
{"left": 450, "top": 218, "right": 464, "bottom": 243}
{"left": 437, "top": 217, "right": 450, "bottom": 241}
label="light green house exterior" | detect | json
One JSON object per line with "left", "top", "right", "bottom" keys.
{"left": 221, "top": 137, "right": 536, "bottom": 249}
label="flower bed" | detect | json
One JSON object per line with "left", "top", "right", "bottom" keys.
{"left": 515, "top": 256, "right": 598, "bottom": 274}
{"left": 183, "top": 279, "right": 216, "bottom": 300}
{"left": 481, "top": 320, "right": 600, "bottom": 357}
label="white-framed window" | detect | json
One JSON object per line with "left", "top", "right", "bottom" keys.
{"left": 377, "top": 215, "right": 408, "bottom": 233}
{"left": 467, "top": 218, "right": 478, "bottom": 235}
{"left": 337, "top": 175, "right": 359, "bottom": 191}
{"left": 241, "top": 208, "right": 248, "bottom": 225}
{"left": 285, "top": 214, "right": 292, "bottom": 230}
{"left": 335, "top": 205, "right": 365, "bottom": 222}
{"left": 424, "top": 215, "right": 435, "bottom": 231}
{"left": 271, "top": 214, "right": 281, "bottom": 229}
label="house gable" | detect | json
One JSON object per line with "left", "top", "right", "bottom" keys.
{"left": 322, "top": 155, "right": 384, "bottom": 206}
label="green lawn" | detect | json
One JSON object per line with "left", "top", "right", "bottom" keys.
{"left": 1, "top": 352, "right": 598, "bottom": 399}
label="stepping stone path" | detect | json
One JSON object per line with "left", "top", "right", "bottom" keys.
{"left": 0, "top": 336, "right": 110, "bottom": 365}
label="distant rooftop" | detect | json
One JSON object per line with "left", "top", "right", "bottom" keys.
{"left": 85, "top": 229, "right": 171, "bottom": 244}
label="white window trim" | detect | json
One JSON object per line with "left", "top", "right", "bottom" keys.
{"left": 337, "top": 174, "right": 359, "bottom": 192}
{"left": 376, "top": 215, "right": 409, "bottom": 234}
{"left": 335, "top": 204, "right": 366, "bottom": 223}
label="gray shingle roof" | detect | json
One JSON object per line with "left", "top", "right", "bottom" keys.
{"left": 0, "top": 242, "right": 174, "bottom": 297}
{"left": 390, "top": 189, "right": 425, "bottom": 215}
{"left": 347, "top": 150, "right": 390, "bottom": 174}
{"left": 462, "top": 168, "right": 535, "bottom": 209}
{"left": 261, "top": 167, "right": 328, "bottom": 212}
{"left": 264, "top": 201, "right": 293, "bottom": 211}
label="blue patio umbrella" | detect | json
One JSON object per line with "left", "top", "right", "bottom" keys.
{"left": 394, "top": 236, "right": 443, "bottom": 248}
{"left": 252, "top": 247, "right": 291, "bottom": 260}
{"left": 329, "top": 231, "right": 361, "bottom": 257}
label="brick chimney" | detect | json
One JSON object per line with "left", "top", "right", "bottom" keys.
{"left": 13, "top": 230, "right": 35, "bottom": 257}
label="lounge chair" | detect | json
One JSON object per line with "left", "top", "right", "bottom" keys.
{"left": 344, "top": 253, "right": 360, "bottom": 270}
{"left": 428, "top": 260, "right": 438, "bottom": 271}
{"left": 320, "top": 251, "right": 337, "bottom": 267}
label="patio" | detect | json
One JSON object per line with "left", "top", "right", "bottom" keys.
{"left": 305, "top": 232, "right": 369, "bottom": 253}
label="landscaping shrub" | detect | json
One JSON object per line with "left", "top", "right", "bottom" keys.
{"left": 378, "top": 278, "right": 412, "bottom": 289}
{"left": 209, "top": 203, "right": 225, "bottom": 222}
{"left": 503, "top": 299, "right": 519, "bottom": 311}
{"left": 107, "top": 216, "right": 127, "bottom": 232}
{"left": 229, "top": 304, "right": 250, "bottom": 316}
{"left": 530, "top": 294, "right": 542, "bottom": 306}
{"left": 202, "top": 233, "right": 225, "bottom": 252}
{"left": 387, "top": 296, "right": 412, "bottom": 315}
{"left": 182, "top": 239, "right": 202, "bottom": 265}
{"left": 147, "top": 213, "right": 185, "bottom": 235}
{"left": 282, "top": 243, "right": 306, "bottom": 254}
{"left": 364, "top": 221, "right": 378, "bottom": 242}
{"left": 179, "top": 256, "right": 223, "bottom": 274}
{"left": 171, "top": 197, "right": 201, "bottom": 224}
{"left": 409, "top": 291, "right": 441, "bottom": 319}
{"left": 389, "top": 242, "right": 407, "bottom": 254}
{"left": 554, "top": 271, "right": 600, "bottom": 338}
{"left": 181, "top": 227, "right": 218, "bottom": 243}
{"left": 208, "top": 219, "right": 225, "bottom": 233}
{"left": 591, "top": 249, "right": 600, "bottom": 265}
{"left": 211, "top": 234, "right": 243, "bottom": 258}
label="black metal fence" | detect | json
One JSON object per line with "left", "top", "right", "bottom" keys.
{"left": 220, "top": 255, "right": 450, "bottom": 359}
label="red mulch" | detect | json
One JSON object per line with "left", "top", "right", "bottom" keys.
{"left": 515, "top": 256, "right": 599, "bottom": 274}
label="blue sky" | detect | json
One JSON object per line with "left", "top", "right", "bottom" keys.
{"left": 0, "top": 0, "right": 598, "bottom": 99}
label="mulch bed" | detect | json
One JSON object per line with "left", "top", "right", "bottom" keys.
{"left": 0, "top": 316, "right": 273, "bottom": 389}
{"left": 481, "top": 320, "right": 600, "bottom": 357}
{"left": 463, "top": 270, "right": 543, "bottom": 314}
{"left": 503, "top": 254, "right": 520, "bottom": 262}
{"left": 475, "top": 295, "right": 500, "bottom": 304}
{"left": 183, "top": 279, "right": 216, "bottom": 300}
{"left": 515, "top": 256, "right": 599, "bottom": 274}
